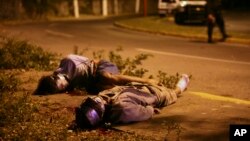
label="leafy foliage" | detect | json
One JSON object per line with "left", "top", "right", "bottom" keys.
{"left": 0, "top": 71, "right": 20, "bottom": 92}
{"left": 74, "top": 46, "right": 181, "bottom": 87}
{"left": 0, "top": 35, "right": 68, "bottom": 140}
{"left": 0, "top": 35, "right": 59, "bottom": 70}
{"left": 157, "top": 71, "right": 180, "bottom": 89}
{"left": 108, "top": 47, "right": 153, "bottom": 77}
{"left": 91, "top": 47, "right": 182, "bottom": 88}
{"left": 74, "top": 46, "right": 153, "bottom": 78}
{"left": 0, "top": 91, "right": 69, "bottom": 141}
{"left": 92, "top": 49, "right": 106, "bottom": 60}
{"left": 0, "top": 92, "right": 34, "bottom": 130}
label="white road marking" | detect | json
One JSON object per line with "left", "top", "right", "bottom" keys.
{"left": 137, "top": 48, "right": 250, "bottom": 105}
{"left": 45, "top": 29, "right": 74, "bottom": 38}
{"left": 136, "top": 48, "right": 250, "bottom": 65}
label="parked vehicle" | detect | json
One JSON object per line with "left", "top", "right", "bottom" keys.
{"left": 158, "top": 0, "right": 207, "bottom": 24}
{"left": 158, "top": 0, "right": 178, "bottom": 16}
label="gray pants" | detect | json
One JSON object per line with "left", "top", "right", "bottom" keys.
{"left": 139, "top": 85, "right": 178, "bottom": 107}
{"left": 104, "top": 85, "right": 178, "bottom": 123}
{"left": 99, "top": 84, "right": 178, "bottom": 108}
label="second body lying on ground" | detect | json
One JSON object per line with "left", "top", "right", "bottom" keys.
{"left": 75, "top": 74, "right": 190, "bottom": 128}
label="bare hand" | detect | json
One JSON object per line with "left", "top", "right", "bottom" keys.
{"left": 147, "top": 79, "right": 158, "bottom": 85}
{"left": 208, "top": 14, "right": 215, "bottom": 23}
{"left": 154, "top": 108, "right": 161, "bottom": 114}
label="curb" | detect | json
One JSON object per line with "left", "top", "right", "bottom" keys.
{"left": 114, "top": 21, "right": 250, "bottom": 46}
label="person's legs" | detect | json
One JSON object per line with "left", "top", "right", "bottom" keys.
{"left": 207, "top": 19, "right": 214, "bottom": 43}
{"left": 216, "top": 13, "right": 227, "bottom": 40}
{"left": 154, "top": 74, "right": 190, "bottom": 107}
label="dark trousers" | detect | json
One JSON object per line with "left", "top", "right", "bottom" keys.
{"left": 207, "top": 12, "right": 227, "bottom": 41}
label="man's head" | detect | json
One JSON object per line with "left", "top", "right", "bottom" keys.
{"left": 34, "top": 73, "right": 69, "bottom": 95}
{"left": 75, "top": 97, "right": 105, "bottom": 129}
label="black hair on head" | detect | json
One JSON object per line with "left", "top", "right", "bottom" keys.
{"left": 33, "top": 75, "right": 58, "bottom": 95}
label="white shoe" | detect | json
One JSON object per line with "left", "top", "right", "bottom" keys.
{"left": 176, "top": 74, "right": 190, "bottom": 92}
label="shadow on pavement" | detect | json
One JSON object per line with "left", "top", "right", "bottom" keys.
{"left": 115, "top": 112, "right": 249, "bottom": 141}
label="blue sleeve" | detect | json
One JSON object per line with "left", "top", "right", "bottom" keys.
{"left": 97, "top": 60, "right": 119, "bottom": 75}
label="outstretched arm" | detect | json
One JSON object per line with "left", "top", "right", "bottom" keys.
{"left": 100, "top": 71, "right": 158, "bottom": 86}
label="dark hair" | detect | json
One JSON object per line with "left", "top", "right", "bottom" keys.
{"left": 75, "top": 97, "right": 104, "bottom": 129}
{"left": 33, "top": 75, "right": 58, "bottom": 95}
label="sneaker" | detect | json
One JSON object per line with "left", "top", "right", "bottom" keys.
{"left": 176, "top": 74, "right": 190, "bottom": 92}
{"left": 208, "top": 39, "right": 215, "bottom": 44}
{"left": 220, "top": 34, "right": 231, "bottom": 42}
{"left": 224, "top": 34, "right": 232, "bottom": 38}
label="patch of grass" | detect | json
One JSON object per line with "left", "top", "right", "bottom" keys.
{"left": 0, "top": 71, "right": 70, "bottom": 140}
{"left": 0, "top": 71, "right": 20, "bottom": 92}
{"left": 0, "top": 35, "right": 59, "bottom": 70}
{"left": 0, "top": 35, "right": 68, "bottom": 140}
{"left": 115, "top": 16, "right": 250, "bottom": 44}
{"left": 0, "top": 92, "right": 70, "bottom": 141}
{"left": 115, "top": 16, "right": 207, "bottom": 38}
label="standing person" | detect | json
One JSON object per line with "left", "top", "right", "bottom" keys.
{"left": 206, "top": 0, "right": 230, "bottom": 43}
{"left": 34, "top": 54, "right": 158, "bottom": 95}
{"left": 75, "top": 74, "right": 190, "bottom": 129}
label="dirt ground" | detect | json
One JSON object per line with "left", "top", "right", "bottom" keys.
{"left": 19, "top": 70, "right": 249, "bottom": 141}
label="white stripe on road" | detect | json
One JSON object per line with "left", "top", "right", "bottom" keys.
{"left": 189, "top": 91, "right": 250, "bottom": 105}
{"left": 136, "top": 48, "right": 250, "bottom": 65}
{"left": 136, "top": 48, "right": 250, "bottom": 105}
{"left": 45, "top": 29, "right": 74, "bottom": 38}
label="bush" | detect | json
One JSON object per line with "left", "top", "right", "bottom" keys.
{"left": 108, "top": 47, "right": 153, "bottom": 77}
{"left": 0, "top": 35, "right": 59, "bottom": 70}
{"left": 0, "top": 71, "right": 20, "bottom": 92}
{"left": 0, "top": 91, "right": 69, "bottom": 141}
{"left": 157, "top": 71, "right": 180, "bottom": 89}
{"left": 107, "top": 48, "right": 185, "bottom": 88}
{"left": 75, "top": 46, "right": 182, "bottom": 88}
{"left": 0, "top": 36, "right": 68, "bottom": 140}
{"left": 75, "top": 46, "right": 153, "bottom": 78}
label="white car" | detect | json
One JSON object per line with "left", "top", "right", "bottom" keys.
{"left": 158, "top": 0, "right": 179, "bottom": 16}
{"left": 158, "top": 0, "right": 207, "bottom": 24}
